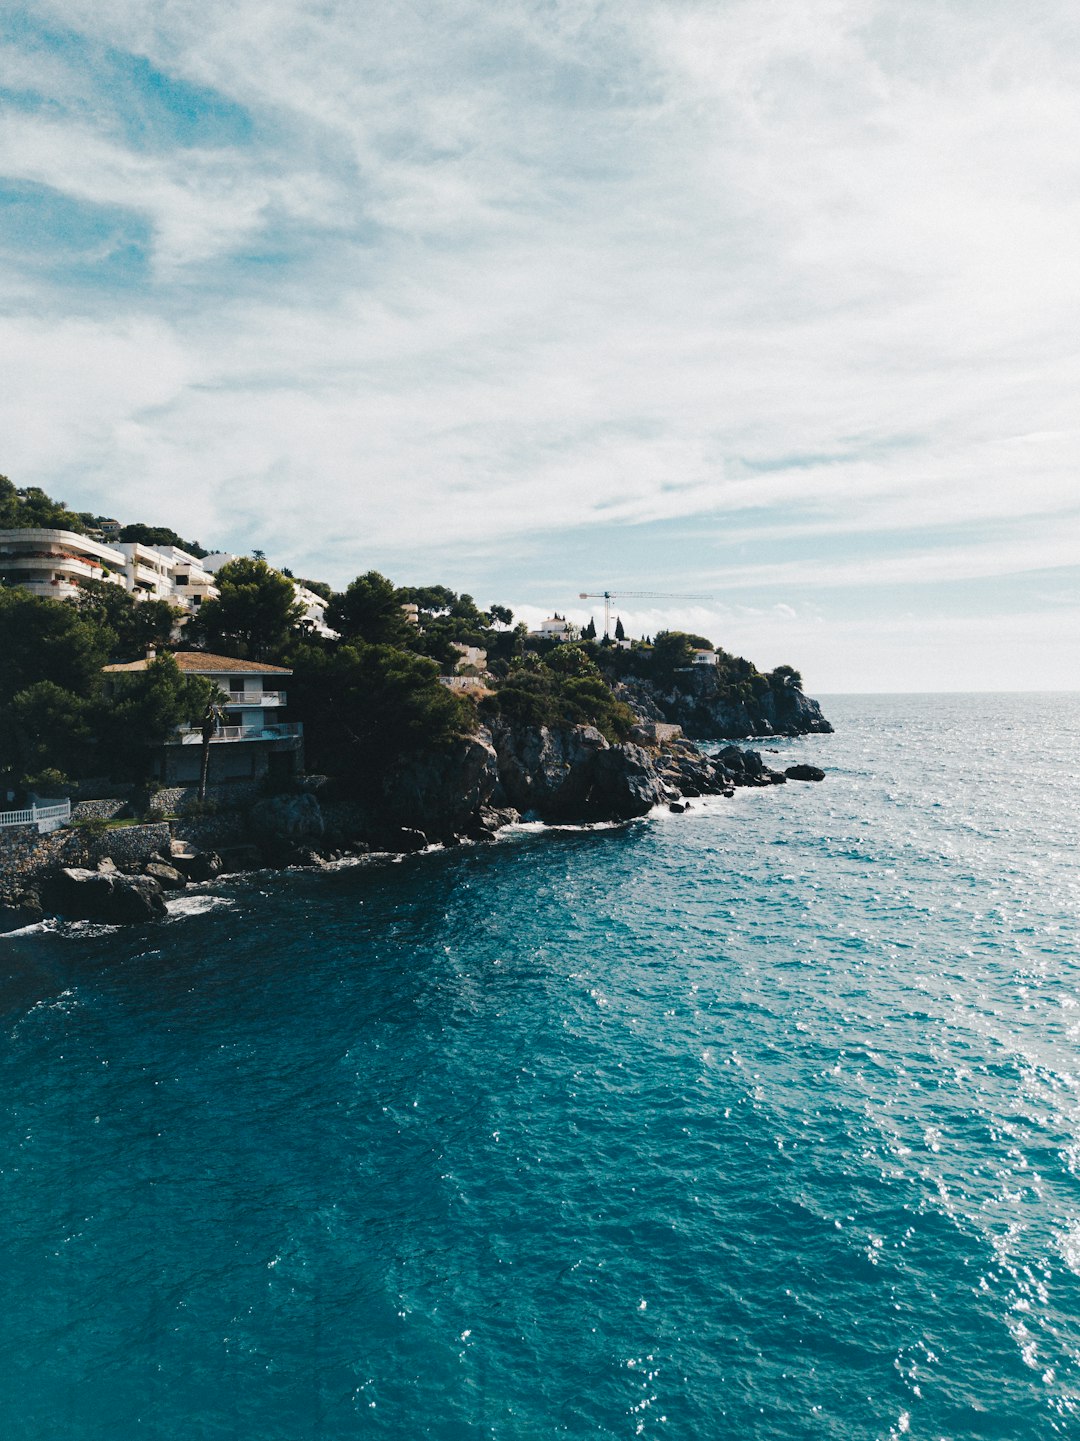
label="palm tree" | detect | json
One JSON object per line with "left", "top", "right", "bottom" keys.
{"left": 198, "top": 686, "right": 229, "bottom": 803}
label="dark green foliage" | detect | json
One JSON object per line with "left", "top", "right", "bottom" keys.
{"left": 582, "top": 617, "right": 597, "bottom": 640}
{"left": 544, "top": 643, "right": 601, "bottom": 678}
{"left": 297, "top": 577, "right": 332, "bottom": 601}
{"left": 648, "top": 631, "right": 714, "bottom": 676}
{"left": 5, "top": 682, "right": 95, "bottom": 784}
{"left": 0, "top": 588, "right": 113, "bottom": 702}
{"left": 614, "top": 616, "right": 626, "bottom": 641}
{"left": 327, "top": 572, "right": 411, "bottom": 647}
{"left": 118, "top": 523, "right": 207, "bottom": 557}
{"left": 94, "top": 655, "right": 215, "bottom": 781}
{"left": 769, "top": 664, "right": 803, "bottom": 692}
{"left": 288, "top": 642, "right": 474, "bottom": 784}
{"left": 393, "top": 584, "right": 517, "bottom": 666}
{"left": 0, "top": 475, "right": 95, "bottom": 534}
{"left": 190, "top": 557, "right": 304, "bottom": 660}
{"left": 481, "top": 655, "right": 634, "bottom": 743}
{"left": 71, "top": 579, "right": 178, "bottom": 660}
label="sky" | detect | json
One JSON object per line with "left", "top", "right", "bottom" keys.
{"left": 1, "top": 0, "right": 1078, "bottom": 692}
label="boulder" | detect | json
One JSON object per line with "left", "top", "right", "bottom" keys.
{"left": 0, "top": 889, "right": 44, "bottom": 931}
{"left": 491, "top": 723, "right": 667, "bottom": 823}
{"left": 785, "top": 763, "right": 825, "bottom": 782}
{"left": 591, "top": 742, "right": 668, "bottom": 818}
{"left": 215, "top": 844, "right": 264, "bottom": 874}
{"left": 491, "top": 723, "right": 608, "bottom": 819}
{"left": 45, "top": 867, "right": 166, "bottom": 924}
{"left": 170, "top": 850, "right": 222, "bottom": 883}
{"left": 144, "top": 860, "right": 187, "bottom": 890}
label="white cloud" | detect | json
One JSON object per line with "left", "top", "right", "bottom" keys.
{"left": 3, "top": 1, "right": 1080, "bottom": 686}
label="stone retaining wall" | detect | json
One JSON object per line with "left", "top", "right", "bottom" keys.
{"left": 148, "top": 781, "right": 262, "bottom": 816}
{"left": 72, "top": 799, "right": 130, "bottom": 822}
{"left": 170, "top": 813, "right": 251, "bottom": 850}
{"left": 0, "top": 822, "right": 172, "bottom": 894}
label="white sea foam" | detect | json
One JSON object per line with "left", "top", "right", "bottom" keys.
{"left": 166, "top": 893, "right": 237, "bottom": 919}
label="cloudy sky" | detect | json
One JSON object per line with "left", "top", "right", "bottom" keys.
{"left": 2, "top": 0, "right": 1078, "bottom": 691}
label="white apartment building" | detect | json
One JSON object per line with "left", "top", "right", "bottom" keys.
{"left": 0, "top": 527, "right": 220, "bottom": 615}
{"left": 0, "top": 528, "right": 127, "bottom": 600}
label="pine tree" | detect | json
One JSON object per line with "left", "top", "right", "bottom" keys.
{"left": 614, "top": 616, "right": 625, "bottom": 641}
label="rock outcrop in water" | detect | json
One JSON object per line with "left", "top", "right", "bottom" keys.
{"left": 41, "top": 864, "right": 168, "bottom": 924}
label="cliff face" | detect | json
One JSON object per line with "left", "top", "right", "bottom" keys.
{"left": 616, "top": 672, "right": 833, "bottom": 740}
{"left": 382, "top": 723, "right": 668, "bottom": 835}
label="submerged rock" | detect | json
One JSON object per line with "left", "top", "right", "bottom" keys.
{"left": 785, "top": 764, "right": 826, "bottom": 782}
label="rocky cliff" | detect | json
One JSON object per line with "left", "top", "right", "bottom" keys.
{"left": 616, "top": 672, "right": 832, "bottom": 740}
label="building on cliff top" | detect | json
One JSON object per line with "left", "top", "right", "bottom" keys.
{"left": 101, "top": 651, "right": 304, "bottom": 787}
{"left": 0, "top": 526, "right": 220, "bottom": 620}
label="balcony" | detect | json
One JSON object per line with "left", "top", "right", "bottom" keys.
{"left": 169, "top": 721, "right": 303, "bottom": 745}
{"left": 1, "top": 578, "right": 82, "bottom": 599}
{"left": 224, "top": 690, "right": 287, "bottom": 707}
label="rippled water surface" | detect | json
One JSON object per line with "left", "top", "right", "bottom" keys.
{"left": 3, "top": 694, "right": 1079, "bottom": 1440}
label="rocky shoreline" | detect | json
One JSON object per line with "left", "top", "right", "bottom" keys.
{"left": 1, "top": 720, "right": 826, "bottom": 930}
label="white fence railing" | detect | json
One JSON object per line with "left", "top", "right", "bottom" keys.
{"left": 0, "top": 799, "right": 72, "bottom": 831}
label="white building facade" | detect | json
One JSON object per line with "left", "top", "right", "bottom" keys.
{"left": 0, "top": 527, "right": 220, "bottom": 616}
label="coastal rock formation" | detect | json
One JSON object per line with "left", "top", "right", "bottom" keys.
{"left": 490, "top": 723, "right": 667, "bottom": 821}
{"left": 43, "top": 865, "right": 167, "bottom": 923}
{"left": 617, "top": 674, "right": 833, "bottom": 741}
{"left": 379, "top": 730, "right": 500, "bottom": 842}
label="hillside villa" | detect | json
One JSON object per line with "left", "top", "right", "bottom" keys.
{"left": 102, "top": 651, "right": 304, "bottom": 787}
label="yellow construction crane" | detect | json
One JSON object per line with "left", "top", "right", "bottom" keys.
{"left": 578, "top": 589, "right": 715, "bottom": 639}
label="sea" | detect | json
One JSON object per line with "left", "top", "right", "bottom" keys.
{"left": 2, "top": 693, "right": 1078, "bottom": 1441}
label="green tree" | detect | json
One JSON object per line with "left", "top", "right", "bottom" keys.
{"left": 0, "top": 588, "right": 114, "bottom": 702}
{"left": 768, "top": 664, "right": 803, "bottom": 692}
{"left": 297, "top": 577, "right": 332, "bottom": 601}
{"left": 0, "top": 475, "right": 93, "bottom": 533}
{"left": 2, "top": 682, "right": 94, "bottom": 787}
{"left": 72, "top": 579, "right": 178, "bottom": 660}
{"left": 649, "top": 630, "right": 714, "bottom": 676}
{"left": 614, "top": 615, "right": 626, "bottom": 642}
{"left": 94, "top": 655, "right": 215, "bottom": 781}
{"left": 327, "top": 571, "right": 411, "bottom": 647}
{"left": 288, "top": 642, "right": 474, "bottom": 784}
{"left": 118, "top": 523, "right": 207, "bottom": 557}
{"left": 545, "top": 643, "right": 601, "bottom": 678}
{"left": 190, "top": 558, "right": 304, "bottom": 660}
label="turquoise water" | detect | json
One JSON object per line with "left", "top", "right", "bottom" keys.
{"left": 3, "top": 694, "right": 1079, "bottom": 1440}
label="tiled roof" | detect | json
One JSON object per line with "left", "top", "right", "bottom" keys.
{"left": 102, "top": 651, "right": 292, "bottom": 675}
